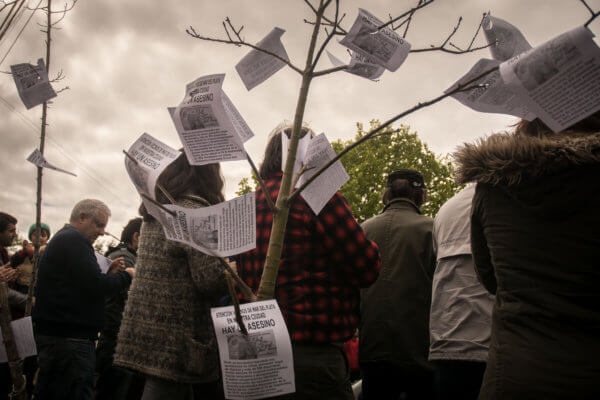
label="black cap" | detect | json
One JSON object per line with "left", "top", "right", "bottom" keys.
{"left": 387, "top": 169, "right": 425, "bottom": 188}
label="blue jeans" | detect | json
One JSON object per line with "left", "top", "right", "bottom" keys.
{"left": 34, "top": 335, "right": 95, "bottom": 400}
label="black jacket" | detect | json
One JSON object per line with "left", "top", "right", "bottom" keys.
{"left": 456, "top": 132, "right": 600, "bottom": 400}
{"left": 33, "top": 225, "right": 132, "bottom": 339}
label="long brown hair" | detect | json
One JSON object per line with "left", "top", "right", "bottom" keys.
{"left": 139, "top": 151, "right": 225, "bottom": 218}
{"left": 259, "top": 123, "right": 312, "bottom": 179}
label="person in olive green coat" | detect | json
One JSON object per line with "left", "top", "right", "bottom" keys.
{"left": 454, "top": 113, "right": 600, "bottom": 400}
{"left": 359, "top": 169, "right": 436, "bottom": 400}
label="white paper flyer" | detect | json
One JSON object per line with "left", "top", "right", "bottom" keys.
{"left": 211, "top": 300, "right": 295, "bottom": 399}
{"left": 170, "top": 74, "right": 254, "bottom": 165}
{"left": 339, "top": 8, "right": 411, "bottom": 72}
{"left": 447, "top": 58, "right": 535, "bottom": 120}
{"left": 124, "top": 133, "right": 181, "bottom": 200}
{"left": 0, "top": 317, "right": 37, "bottom": 362}
{"left": 235, "top": 27, "right": 290, "bottom": 90}
{"left": 483, "top": 14, "right": 532, "bottom": 61}
{"left": 26, "top": 149, "right": 77, "bottom": 177}
{"left": 10, "top": 58, "right": 57, "bottom": 109}
{"left": 499, "top": 26, "right": 600, "bottom": 132}
{"left": 326, "top": 50, "right": 385, "bottom": 81}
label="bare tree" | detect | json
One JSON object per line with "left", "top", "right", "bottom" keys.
{"left": 186, "top": 0, "right": 498, "bottom": 301}
{"left": 26, "top": 0, "right": 77, "bottom": 317}
{"left": 188, "top": 0, "right": 598, "bottom": 302}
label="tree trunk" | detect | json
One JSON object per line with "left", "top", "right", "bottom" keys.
{"left": 26, "top": 0, "right": 51, "bottom": 316}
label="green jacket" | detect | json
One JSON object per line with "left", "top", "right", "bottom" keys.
{"left": 456, "top": 132, "right": 600, "bottom": 400}
{"left": 359, "top": 198, "right": 436, "bottom": 372}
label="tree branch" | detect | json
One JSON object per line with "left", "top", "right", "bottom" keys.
{"left": 225, "top": 272, "right": 249, "bottom": 335}
{"left": 409, "top": 15, "right": 490, "bottom": 54}
{"left": 289, "top": 66, "right": 499, "bottom": 203}
{"left": 186, "top": 25, "right": 303, "bottom": 75}
{"left": 311, "top": 64, "right": 348, "bottom": 77}
{"left": 244, "top": 150, "right": 276, "bottom": 213}
{"left": 311, "top": 0, "right": 341, "bottom": 71}
{"left": 377, "top": 0, "right": 434, "bottom": 31}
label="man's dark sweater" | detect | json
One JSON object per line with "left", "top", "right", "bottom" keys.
{"left": 33, "top": 225, "right": 132, "bottom": 339}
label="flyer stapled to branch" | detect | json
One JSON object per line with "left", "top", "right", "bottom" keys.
{"left": 499, "top": 26, "right": 600, "bottom": 132}
{"left": 447, "top": 58, "right": 535, "bottom": 120}
{"left": 236, "top": 27, "right": 290, "bottom": 90}
{"left": 281, "top": 129, "right": 313, "bottom": 182}
{"left": 0, "top": 317, "right": 37, "bottom": 363}
{"left": 211, "top": 300, "right": 295, "bottom": 400}
{"left": 282, "top": 132, "right": 349, "bottom": 215}
{"left": 326, "top": 50, "right": 385, "bottom": 81}
{"left": 125, "top": 133, "right": 181, "bottom": 200}
{"left": 339, "top": 8, "right": 411, "bottom": 72}
{"left": 170, "top": 74, "right": 254, "bottom": 165}
{"left": 483, "top": 14, "right": 532, "bottom": 61}
{"left": 147, "top": 193, "right": 256, "bottom": 257}
{"left": 296, "top": 133, "right": 350, "bottom": 215}
{"left": 10, "top": 58, "right": 57, "bottom": 109}
{"left": 26, "top": 149, "right": 77, "bottom": 177}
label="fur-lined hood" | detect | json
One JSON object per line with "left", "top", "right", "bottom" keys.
{"left": 455, "top": 132, "right": 600, "bottom": 186}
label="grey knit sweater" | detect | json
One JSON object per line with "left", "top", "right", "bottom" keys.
{"left": 114, "top": 196, "right": 227, "bottom": 383}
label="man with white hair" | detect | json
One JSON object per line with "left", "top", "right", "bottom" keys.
{"left": 32, "top": 199, "right": 135, "bottom": 400}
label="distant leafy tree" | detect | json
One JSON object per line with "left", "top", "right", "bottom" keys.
{"left": 332, "top": 120, "right": 461, "bottom": 222}
{"left": 235, "top": 176, "right": 257, "bottom": 196}
{"left": 236, "top": 120, "right": 460, "bottom": 221}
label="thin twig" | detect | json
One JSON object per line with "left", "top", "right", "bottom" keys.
{"left": 289, "top": 66, "right": 499, "bottom": 203}
{"left": 377, "top": 0, "right": 434, "bottom": 31}
{"left": 312, "top": 64, "right": 348, "bottom": 77}
{"left": 225, "top": 272, "right": 249, "bottom": 335}
{"left": 311, "top": 0, "right": 341, "bottom": 70}
{"left": 290, "top": 164, "right": 315, "bottom": 189}
{"left": 104, "top": 231, "right": 121, "bottom": 243}
{"left": 579, "top": 0, "right": 595, "bottom": 16}
{"left": 245, "top": 151, "right": 276, "bottom": 213}
{"left": 303, "top": 0, "right": 347, "bottom": 35}
{"left": 186, "top": 26, "right": 303, "bottom": 75}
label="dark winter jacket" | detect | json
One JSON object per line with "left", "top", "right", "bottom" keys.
{"left": 96, "top": 244, "right": 136, "bottom": 373}
{"left": 455, "top": 132, "right": 600, "bottom": 400}
{"left": 359, "top": 198, "right": 436, "bottom": 373}
{"left": 32, "top": 224, "right": 132, "bottom": 339}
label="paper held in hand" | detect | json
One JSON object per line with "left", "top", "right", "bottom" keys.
{"left": 143, "top": 192, "right": 256, "bottom": 258}
{"left": 10, "top": 58, "right": 57, "bottom": 109}
{"left": 235, "top": 27, "right": 290, "bottom": 91}
{"left": 95, "top": 252, "right": 111, "bottom": 274}
{"left": 327, "top": 50, "right": 385, "bottom": 81}
{"left": 339, "top": 8, "right": 411, "bottom": 72}
{"left": 211, "top": 300, "right": 295, "bottom": 400}
{"left": 0, "top": 316, "right": 37, "bottom": 363}
{"left": 124, "top": 133, "right": 181, "bottom": 200}
{"left": 169, "top": 73, "right": 254, "bottom": 166}
{"left": 27, "top": 149, "right": 77, "bottom": 177}
{"left": 483, "top": 14, "right": 532, "bottom": 62}
{"left": 282, "top": 132, "right": 349, "bottom": 215}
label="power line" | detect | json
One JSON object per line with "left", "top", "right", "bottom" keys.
{"left": 0, "top": 94, "right": 132, "bottom": 208}
{"left": 0, "top": 0, "right": 43, "bottom": 67}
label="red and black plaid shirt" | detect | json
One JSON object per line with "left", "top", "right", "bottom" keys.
{"left": 236, "top": 173, "right": 381, "bottom": 344}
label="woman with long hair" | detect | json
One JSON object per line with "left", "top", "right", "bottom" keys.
{"left": 454, "top": 111, "right": 600, "bottom": 399}
{"left": 115, "top": 153, "right": 227, "bottom": 400}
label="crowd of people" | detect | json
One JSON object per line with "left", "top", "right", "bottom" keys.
{"left": 0, "top": 112, "right": 598, "bottom": 400}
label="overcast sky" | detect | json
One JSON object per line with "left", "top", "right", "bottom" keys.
{"left": 0, "top": 0, "right": 598, "bottom": 244}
